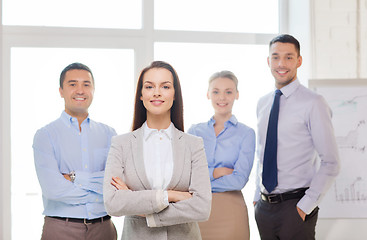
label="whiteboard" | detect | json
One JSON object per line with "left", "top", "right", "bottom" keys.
{"left": 309, "top": 79, "right": 367, "bottom": 218}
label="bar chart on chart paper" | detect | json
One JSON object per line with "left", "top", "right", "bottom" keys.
{"left": 312, "top": 83, "right": 367, "bottom": 218}
{"left": 334, "top": 177, "right": 367, "bottom": 203}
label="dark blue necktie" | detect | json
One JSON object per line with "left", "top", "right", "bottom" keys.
{"left": 262, "top": 89, "right": 282, "bottom": 193}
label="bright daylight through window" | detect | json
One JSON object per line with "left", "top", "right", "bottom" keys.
{"left": 2, "top": 1, "right": 279, "bottom": 239}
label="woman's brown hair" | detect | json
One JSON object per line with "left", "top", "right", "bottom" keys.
{"left": 132, "top": 61, "right": 184, "bottom": 131}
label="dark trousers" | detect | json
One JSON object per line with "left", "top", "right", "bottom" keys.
{"left": 41, "top": 216, "right": 117, "bottom": 240}
{"left": 255, "top": 198, "right": 319, "bottom": 240}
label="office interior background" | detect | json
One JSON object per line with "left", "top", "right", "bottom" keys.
{"left": 1, "top": 0, "right": 367, "bottom": 239}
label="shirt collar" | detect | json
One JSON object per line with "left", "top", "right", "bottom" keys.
{"left": 143, "top": 121, "right": 173, "bottom": 141}
{"left": 278, "top": 78, "right": 300, "bottom": 99}
{"left": 208, "top": 115, "right": 238, "bottom": 127}
{"left": 61, "top": 111, "right": 91, "bottom": 127}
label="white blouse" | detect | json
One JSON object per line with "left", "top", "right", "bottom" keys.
{"left": 143, "top": 122, "right": 173, "bottom": 213}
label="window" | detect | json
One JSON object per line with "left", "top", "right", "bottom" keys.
{"left": 155, "top": 0, "right": 278, "bottom": 33}
{"left": 1, "top": 1, "right": 280, "bottom": 239}
{"left": 2, "top": 0, "right": 142, "bottom": 29}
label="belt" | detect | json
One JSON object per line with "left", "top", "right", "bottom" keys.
{"left": 50, "top": 215, "right": 111, "bottom": 225}
{"left": 261, "top": 188, "right": 308, "bottom": 204}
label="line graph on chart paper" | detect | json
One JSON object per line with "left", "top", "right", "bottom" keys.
{"left": 335, "top": 119, "right": 366, "bottom": 155}
{"left": 313, "top": 85, "right": 367, "bottom": 218}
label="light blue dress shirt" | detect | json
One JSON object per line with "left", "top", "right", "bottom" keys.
{"left": 255, "top": 79, "right": 340, "bottom": 214}
{"left": 33, "top": 111, "right": 116, "bottom": 219}
{"left": 188, "top": 115, "right": 255, "bottom": 193}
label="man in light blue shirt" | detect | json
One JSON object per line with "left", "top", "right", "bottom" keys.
{"left": 254, "top": 34, "right": 340, "bottom": 240}
{"left": 33, "top": 62, "right": 117, "bottom": 240}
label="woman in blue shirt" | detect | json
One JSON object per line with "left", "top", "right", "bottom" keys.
{"left": 188, "top": 70, "right": 255, "bottom": 240}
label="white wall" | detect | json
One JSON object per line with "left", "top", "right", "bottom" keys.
{"left": 288, "top": 0, "right": 367, "bottom": 239}
{"left": 312, "top": 0, "right": 367, "bottom": 79}
{"left": 312, "top": 1, "right": 367, "bottom": 238}
{"left": 0, "top": 1, "right": 3, "bottom": 237}
{"left": 0, "top": 1, "right": 6, "bottom": 239}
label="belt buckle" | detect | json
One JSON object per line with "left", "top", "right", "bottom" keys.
{"left": 267, "top": 194, "right": 281, "bottom": 203}
{"left": 83, "top": 219, "right": 92, "bottom": 225}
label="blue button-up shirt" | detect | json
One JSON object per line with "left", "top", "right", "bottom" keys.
{"left": 33, "top": 111, "right": 116, "bottom": 219}
{"left": 188, "top": 115, "right": 255, "bottom": 193}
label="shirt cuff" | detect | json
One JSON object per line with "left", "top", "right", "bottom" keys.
{"left": 146, "top": 214, "right": 157, "bottom": 227}
{"left": 154, "top": 190, "right": 169, "bottom": 213}
{"left": 147, "top": 190, "right": 169, "bottom": 227}
{"left": 209, "top": 167, "right": 215, "bottom": 181}
{"left": 163, "top": 190, "right": 169, "bottom": 205}
{"left": 73, "top": 171, "right": 89, "bottom": 186}
{"left": 296, "top": 193, "right": 318, "bottom": 215}
{"left": 254, "top": 190, "right": 261, "bottom": 202}
{"left": 73, "top": 171, "right": 103, "bottom": 194}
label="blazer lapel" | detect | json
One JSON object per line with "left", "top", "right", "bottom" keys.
{"left": 167, "top": 127, "right": 185, "bottom": 189}
{"left": 131, "top": 127, "right": 151, "bottom": 190}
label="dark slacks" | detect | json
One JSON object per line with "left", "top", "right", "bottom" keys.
{"left": 41, "top": 216, "right": 117, "bottom": 240}
{"left": 255, "top": 198, "right": 319, "bottom": 240}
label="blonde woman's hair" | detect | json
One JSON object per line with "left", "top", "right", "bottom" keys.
{"left": 208, "top": 70, "right": 238, "bottom": 91}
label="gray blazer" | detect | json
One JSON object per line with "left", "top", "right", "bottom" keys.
{"left": 103, "top": 126, "right": 212, "bottom": 240}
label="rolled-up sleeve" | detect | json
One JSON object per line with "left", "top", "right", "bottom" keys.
{"left": 33, "top": 129, "right": 97, "bottom": 205}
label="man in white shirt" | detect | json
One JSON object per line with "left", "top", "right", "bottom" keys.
{"left": 254, "top": 34, "right": 340, "bottom": 240}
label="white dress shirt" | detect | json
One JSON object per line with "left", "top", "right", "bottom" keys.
{"left": 143, "top": 122, "right": 174, "bottom": 191}
{"left": 143, "top": 122, "right": 174, "bottom": 226}
{"left": 255, "top": 79, "right": 340, "bottom": 214}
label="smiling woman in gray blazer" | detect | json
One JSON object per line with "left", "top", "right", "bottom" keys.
{"left": 103, "top": 61, "right": 212, "bottom": 240}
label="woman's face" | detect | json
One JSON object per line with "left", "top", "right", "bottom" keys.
{"left": 140, "top": 68, "right": 175, "bottom": 118}
{"left": 207, "top": 77, "right": 238, "bottom": 116}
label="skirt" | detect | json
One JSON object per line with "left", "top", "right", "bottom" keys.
{"left": 199, "top": 191, "right": 249, "bottom": 240}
